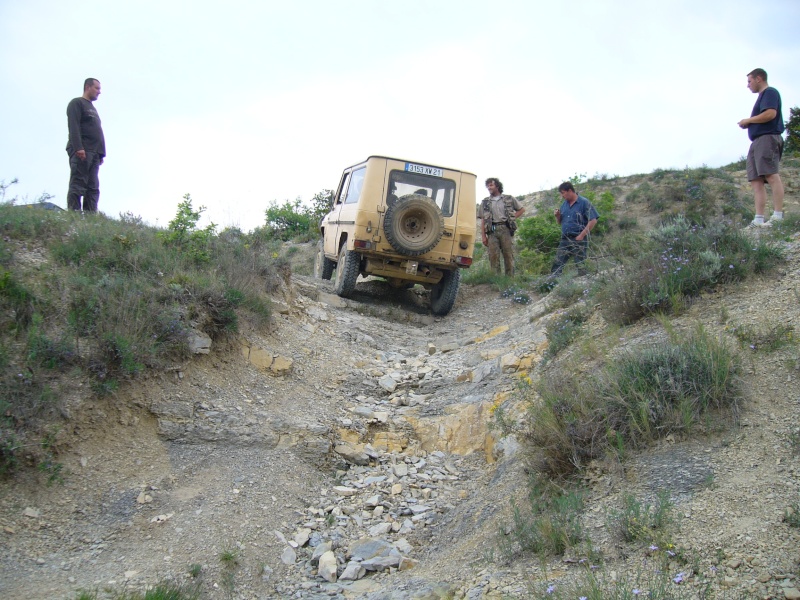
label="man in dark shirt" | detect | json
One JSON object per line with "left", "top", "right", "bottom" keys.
{"left": 738, "top": 68, "right": 785, "bottom": 227}
{"left": 551, "top": 181, "right": 599, "bottom": 276}
{"left": 66, "top": 78, "right": 106, "bottom": 212}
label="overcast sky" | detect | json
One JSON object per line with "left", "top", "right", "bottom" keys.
{"left": 1, "top": 0, "right": 798, "bottom": 231}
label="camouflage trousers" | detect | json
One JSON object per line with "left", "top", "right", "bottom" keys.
{"left": 486, "top": 223, "right": 515, "bottom": 276}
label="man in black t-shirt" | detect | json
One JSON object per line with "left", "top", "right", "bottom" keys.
{"left": 738, "top": 68, "right": 785, "bottom": 227}
{"left": 66, "top": 78, "right": 106, "bottom": 212}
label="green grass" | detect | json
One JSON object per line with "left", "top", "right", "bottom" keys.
{"left": 728, "top": 321, "right": 795, "bottom": 352}
{"left": 74, "top": 581, "right": 201, "bottom": 600}
{"left": 607, "top": 490, "right": 674, "bottom": 545}
{"left": 501, "top": 476, "right": 586, "bottom": 559}
{"left": 526, "top": 325, "right": 740, "bottom": 477}
{"left": 525, "top": 560, "right": 750, "bottom": 600}
{"left": 545, "top": 305, "right": 589, "bottom": 359}
{"left": 0, "top": 201, "right": 281, "bottom": 478}
{"left": 597, "top": 215, "right": 783, "bottom": 325}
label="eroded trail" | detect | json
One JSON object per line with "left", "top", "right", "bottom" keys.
{"left": 3, "top": 249, "right": 800, "bottom": 599}
{"left": 0, "top": 275, "right": 542, "bottom": 599}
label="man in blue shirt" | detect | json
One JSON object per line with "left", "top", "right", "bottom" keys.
{"left": 737, "top": 68, "right": 785, "bottom": 227}
{"left": 551, "top": 182, "right": 599, "bottom": 276}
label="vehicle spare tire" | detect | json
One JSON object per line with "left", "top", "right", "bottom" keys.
{"left": 383, "top": 194, "right": 445, "bottom": 256}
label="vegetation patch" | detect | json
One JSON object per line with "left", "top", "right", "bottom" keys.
{"left": 598, "top": 215, "right": 782, "bottom": 325}
{"left": 500, "top": 476, "right": 586, "bottom": 559}
{"left": 525, "top": 326, "right": 740, "bottom": 477}
{"left": 0, "top": 198, "right": 283, "bottom": 477}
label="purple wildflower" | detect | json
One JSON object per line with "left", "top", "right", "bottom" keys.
{"left": 546, "top": 584, "right": 555, "bottom": 594}
{"left": 673, "top": 572, "right": 684, "bottom": 584}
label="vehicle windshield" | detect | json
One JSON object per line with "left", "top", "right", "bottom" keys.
{"left": 387, "top": 170, "right": 456, "bottom": 217}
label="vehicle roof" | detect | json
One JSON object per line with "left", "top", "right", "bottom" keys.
{"left": 343, "top": 156, "right": 476, "bottom": 177}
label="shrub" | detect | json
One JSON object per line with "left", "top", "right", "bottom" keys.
{"left": 525, "top": 326, "right": 740, "bottom": 477}
{"left": 516, "top": 213, "right": 561, "bottom": 256}
{"left": 159, "top": 194, "right": 217, "bottom": 264}
{"left": 545, "top": 305, "right": 590, "bottom": 359}
{"left": 785, "top": 105, "right": 800, "bottom": 155}
{"left": 503, "top": 476, "right": 585, "bottom": 558}
{"left": 73, "top": 581, "right": 201, "bottom": 600}
{"left": 607, "top": 490, "right": 674, "bottom": 544}
{"left": 583, "top": 190, "right": 615, "bottom": 236}
{"left": 265, "top": 199, "right": 314, "bottom": 240}
{"left": 728, "top": 321, "right": 795, "bottom": 352}
{"left": 598, "top": 215, "right": 782, "bottom": 325}
{"left": 0, "top": 270, "right": 35, "bottom": 329}
{"left": 625, "top": 182, "right": 652, "bottom": 204}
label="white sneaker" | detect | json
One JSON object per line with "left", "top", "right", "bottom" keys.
{"left": 747, "top": 219, "right": 769, "bottom": 228}
{"left": 767, "top": 215, "right": 783, "bottom": 224}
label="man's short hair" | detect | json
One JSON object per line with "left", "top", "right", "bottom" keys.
{"left": 83, "top": 78, "right": 99, "bottom": 90}
{"left": 747, "top": 68, "right": 768, "bottom": 82}
{"left": 558, "top": 182, "right": 575, "bottom": 193}
{"left": 485, "top": 178, "right": 503, "bottom": 193}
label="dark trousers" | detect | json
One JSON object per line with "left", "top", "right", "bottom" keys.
{"left": 551, "top": 236, "right": 588, "bottom": 275}
{"left": 67, "top": 151, "right": 101, "bottom": 211}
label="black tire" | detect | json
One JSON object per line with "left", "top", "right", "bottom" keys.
{"left": 334, "top": 244, "right": 360, "bottom": 298}
{"left": 430, "top": 268, "right": 460, "bottom": 316}
{"left": 384, "top": 194, "right": 444, "bottom": 256}
{"left": 314, "top": 240, "right": 335, "bottom": 280}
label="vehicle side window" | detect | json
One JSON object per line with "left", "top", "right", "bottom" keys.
{"left": 335, "top": 172, "right": 352, "bottom": 205}
{"left": 345, "top": 167, "right": 366, "bottom": 204}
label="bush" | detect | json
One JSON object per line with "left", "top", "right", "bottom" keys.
{"left": 503, "top": 476, "right": 585, "bottom": 558}
{"left": 158, "top": 195, "right": 216, "bottom": 264}
{"left": 0, "top": 198, "right": 281, "bottom": 478}
{"left": 517, "top": 213, "right": 562, "bottom": 256}
{"left": 785, "top": 105, "right": 800, "bottom": 155}
{"left": 545, "top": 305, "right": 590, "bottom": 359}
{"left": 607, "top": 490, "right": 674, "bottom": 544}
{"left": 264, "top": 190, "right": 334, "bottom": 241}
{"left": 598, "top": 215, "right": 783, "bottom": 325}
{"left": 525, "top": 326, "right": 740, "bottom": 477}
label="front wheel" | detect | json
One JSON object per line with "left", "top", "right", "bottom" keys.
{"left": 334, "top": 245, "right": 360, "bottom": 298}
{"left": 430, "top": 269, "right": 460, "bottom": 316}
{"left": 314, "top": 240, "right": 335, "bottom": 280}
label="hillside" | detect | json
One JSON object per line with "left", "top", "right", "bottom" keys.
{"left": 1, "top": 163, "right": 800, "bottom": 600}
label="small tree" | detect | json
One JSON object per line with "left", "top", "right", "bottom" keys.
{"left": 159, "top": 194, "right": 217, "bottom": 263}
{"left": 265, "top": 199, "right": 313, "bottom": 240}
{"left": 785, "top": 106, "right": 800, "bottom": 156}
{"left": 309, "top": 189, "right": 334, "bottom": 224}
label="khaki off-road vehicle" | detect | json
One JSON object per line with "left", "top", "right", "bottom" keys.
{"left": 314, "top": 156, "right": 476, "bottom": 316}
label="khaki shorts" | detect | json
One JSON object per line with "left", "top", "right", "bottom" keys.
{"left": 746, "top": 134, "right": 783, "bottom": 181}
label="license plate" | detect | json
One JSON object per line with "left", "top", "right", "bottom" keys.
{"left": 405, "top": 163, "right": 443, "bottom": 177}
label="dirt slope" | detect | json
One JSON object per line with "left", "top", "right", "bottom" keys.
{"left": 1, "top": 169, "right": 800, "bottom": 600}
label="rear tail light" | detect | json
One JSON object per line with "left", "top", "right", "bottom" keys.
{"left": 454, "top": 256, "right": 472, "bottom": 266}
{"left": 353, "top": 240, "right": 373, "bottom": 250}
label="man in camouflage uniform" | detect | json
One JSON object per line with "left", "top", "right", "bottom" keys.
{"left": 480, "top": 178, "right": 525, "bottom": 276}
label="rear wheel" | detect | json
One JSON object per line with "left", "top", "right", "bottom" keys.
{"left": 334, "top": 244, "right": 360, "bottom": 298}
{"left": 314, "top": 240, "right": 335, "bottom": 280}
{"left": 430, "top": 269, "right": 460, "bottom": 316}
